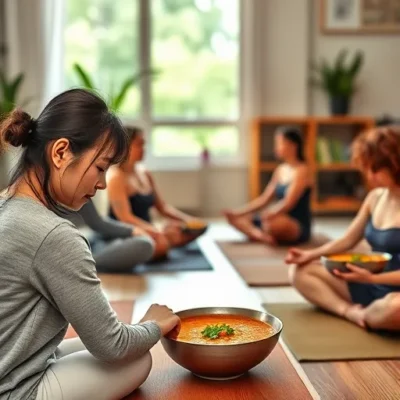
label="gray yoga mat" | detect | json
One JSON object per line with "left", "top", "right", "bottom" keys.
{"left": 132, "top": 241, "right": 213, "bottom": 273}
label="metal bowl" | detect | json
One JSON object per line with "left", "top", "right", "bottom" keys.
{"left": 161, "top": 307, "right": 283, "bottom": 380}
{"left": 181, "top": 222, "right": 208, "bottom": 236}
{"left": 321, "top": 251, "right": 392, "bottom": 274}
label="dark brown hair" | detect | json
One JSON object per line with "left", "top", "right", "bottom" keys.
{"left": 277, "top": 126, "right": 305, "bottom": 161}
{"left": 0, "top": 88, "right": 130, "bottom": 212}
{"left": 352, "top": 126, "right": 400, "bottom": 185}
{"left": 125, "top": 126, "right": 143, "bottom": 143}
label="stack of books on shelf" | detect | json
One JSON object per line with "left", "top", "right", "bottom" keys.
{"left": 316, "top": 137, "right": 351, "bottom": 165}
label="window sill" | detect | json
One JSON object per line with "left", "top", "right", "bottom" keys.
{"left": 145, "top": 158, "right": 248, "bottom": 172}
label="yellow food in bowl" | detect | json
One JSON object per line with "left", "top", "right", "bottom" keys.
{"left": 168, "top": 314, "right": 275, "bottom": 345}
{"left": 328, "top": 253, "right": 388, "bottom": 263}
{"left": 185, "top": 220, "right": 206, "bottom": 229}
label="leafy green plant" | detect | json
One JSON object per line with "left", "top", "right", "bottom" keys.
{"left": 0, "top": 70, "right": 27, "bottom": 118}
{"left": 72, "top": 63, "right": 158, "bottom": 112}
{"left": 310, "top": 49, "right": 364, "bottom": 97}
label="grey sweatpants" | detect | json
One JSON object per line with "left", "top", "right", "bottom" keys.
{"left": 92, "top": 236, "right": 155, "bottom": 272}
{"left": 35, "top": 338, "right": 152, "bottom": 400}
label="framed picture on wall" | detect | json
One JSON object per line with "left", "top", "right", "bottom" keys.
{"left": 320, "top": 0, "right": 400, "bottom": 33}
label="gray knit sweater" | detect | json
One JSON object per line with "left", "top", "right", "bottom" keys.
{"left": 0, "top": 197, "right": 161, "bottom": 400}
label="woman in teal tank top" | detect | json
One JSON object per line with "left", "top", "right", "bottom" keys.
{"left": 223, "top": 126, "right": 313, "bottom": 246}
{"left": 287, "top": 127, "right": 400, "bottom": 331}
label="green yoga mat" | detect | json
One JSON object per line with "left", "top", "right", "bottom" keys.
{"left": 264, "top": 303, "right": 400, "bottom": 361}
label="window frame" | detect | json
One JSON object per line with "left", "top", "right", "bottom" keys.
{"left": 134, "top": 0, "right": 244, "bottom": 169}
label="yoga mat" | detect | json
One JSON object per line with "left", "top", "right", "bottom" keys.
{"left": 264, "top": 303, "right": 400, "bottom": 361}
{"left": 217, "top": 234, "right": 330, "bottom": 287}
{"left": 133, "top": 241, "right": 213, "bottom": 274}
{"left": 303, "top": 359, "right": 400, "bottom": 400}
{"left": 65, "top": 300, "right": 134, "bottom": 339}
{"left": 125, "top": 342, "right": 314, "bottom": 400}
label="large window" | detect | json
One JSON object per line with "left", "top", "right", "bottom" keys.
{"left": 65, "top": 0, "right": 240, "bottom": 165}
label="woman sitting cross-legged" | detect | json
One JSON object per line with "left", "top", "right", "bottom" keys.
{"left": 223, "top": 126, "right": 313, "bottom": 246}
{"left": 286, "top": 127, "right": 400, "bottom": 331}
{"left": 107, "top": 126, "right": 206, "bottom": 260}
{"left": 67, "top": 199, "right": 155, "bottom": 272}
{"left": 0, "top": 89, "right": 180, "bottom": 400}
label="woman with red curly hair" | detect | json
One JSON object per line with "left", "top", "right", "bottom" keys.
{"left": 285, "top": 127, "right": 400, "bottom": 331}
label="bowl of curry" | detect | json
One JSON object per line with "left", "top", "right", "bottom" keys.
{"left": 321, "top": 251, "right": 392, "bottom": 274}
{"left": 161, "top": 307, "right": 282, "bottom": 380}
{"left": 181, "top": 220, "right": 208, "bottom": 236}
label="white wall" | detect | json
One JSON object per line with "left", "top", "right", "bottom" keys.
{"left": 3, "top": 1, "right": 400, "bottom": 215}
{"left": 311, "top": 0, "right": 400, "bottom": 116}
{"left": 260, "top": 0, "right": 310, "bottom": 115}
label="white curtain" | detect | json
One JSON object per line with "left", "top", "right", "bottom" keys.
{"left": 1, "top": 0, "right": 64, "bottom": 186}
{"left": 4, "top": 0, "right": 64, "bottom": 116}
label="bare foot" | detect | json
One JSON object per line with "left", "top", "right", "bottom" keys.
{"left": 344, "top": 304, "right": 366, "bottom": 328}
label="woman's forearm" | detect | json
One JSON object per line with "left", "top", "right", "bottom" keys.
{"left": 370, "top": 271, "right": 400, "bottom": 286}
{"left": 118, "top": 213, "right": 155, "bottom": 232}
{"left": 235, "top": 196, "right": 273, "bottom": 217}
{"left": 79, "top": 201, "right": 132, "bottom": 239}
{"left": 161, "top": 205, "right": 192, "bottom": 222}
{"left": 310, "top": 237, "right": 360, "bottom": 259}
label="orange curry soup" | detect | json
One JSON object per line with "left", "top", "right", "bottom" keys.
{"left": 171, "top": 314, "right": 275, "bottom": 345}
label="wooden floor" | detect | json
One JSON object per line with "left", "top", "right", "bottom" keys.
{"left": 98, "top": 218, "right": 399, "bottom": 400}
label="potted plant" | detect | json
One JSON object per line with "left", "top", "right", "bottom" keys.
{"left": 72, "top": 63, "right": 158, "bottom": 112}
{"left": 0, "top": 69, "right": 27, "bottom": 118}
{"left": 310, "top": 49, "right": 364, "bottom": 115}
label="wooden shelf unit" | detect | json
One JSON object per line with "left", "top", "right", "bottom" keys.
{"left": 250, "top": 116, "right": 375, "bottom": 214}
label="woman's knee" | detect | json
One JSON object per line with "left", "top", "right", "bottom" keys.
{"left": 120, "top": 351, "right": 153, "bottom": 397}
{"left": 132, "top": 236, "right": 155, "bottom": 263}
{"left": 383, "top": 293, "right": 400, "bottom": 315}
{"left": 136, "top": 351, "right": 152, "bottom": 381}
{"left": 289, "top": 262, "right": 316, "bottom": 288}
{"left": 267, "top": 217, "right": 301, "bottom": 242}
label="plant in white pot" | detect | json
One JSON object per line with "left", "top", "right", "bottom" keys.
{"left": 310, "top": 49, "right": 364, "bottom": 116}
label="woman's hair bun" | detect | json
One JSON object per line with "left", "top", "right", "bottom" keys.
{"left": 1, "top": 108, "right": 36, "bottom": 148}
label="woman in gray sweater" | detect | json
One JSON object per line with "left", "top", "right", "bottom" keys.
{"left": 0, "top": 89, "right": 180, "bottom": 400}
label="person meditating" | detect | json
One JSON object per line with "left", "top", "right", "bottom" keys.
{"left": 107, "top": 126, "right": 206, "bottom": 259}
{"left": 286, "top": 126, "right": 400, "bottom": 331}
{"left": 223, "top": 126, "right": 313, "bottom": 245}
{"left": 0, "top": 89, "right": 180, "bottom": 400}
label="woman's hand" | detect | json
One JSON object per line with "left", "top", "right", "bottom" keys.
{"left": 222, "top": 209, "right": 237, "bottom": 219}
{"left": 144, "top": 226, "right": 164, "bottom": 241}
{"left": 140, "top": 304, "right": 181, "bottom": 336}
{"left": 333, "top": 263, "right": 374, "bottom": 283}
{"left": 132, "top": 226, "right": 149, "bottom": 237}
{"left": 285, "top": 248, "right": 316, "bottom": 266}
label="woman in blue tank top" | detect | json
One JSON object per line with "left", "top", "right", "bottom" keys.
{"left": 287, "top": 127, "right": 400, "bottom": 331}
{"left": 223, "top": 126, "right": 313, "bottom": 246}
{"left": 107, "top": 127, "right": 206, "bottom": 259}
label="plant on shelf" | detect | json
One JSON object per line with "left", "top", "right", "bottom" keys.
{"left": 310, "top": 49, "right": 364, "bottom": 116}
{"left": 0, "top": 69, "right": 28, "bottom": 120}
{"left": 72, "top": 63, "right": 158, "bottom": 113}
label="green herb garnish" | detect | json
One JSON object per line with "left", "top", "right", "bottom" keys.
{"left": 201, "top": 324, "right": 235, "bottom": 339}
{"left": 350, "top": 254, "right": 362, "bottom": 262}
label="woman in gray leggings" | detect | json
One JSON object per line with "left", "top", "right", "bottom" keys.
{"left": 0, "top": 89, "right": 180, "bottom": 400}
{"left": 68, "top": 199, "right": 155, "bottom": 272}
